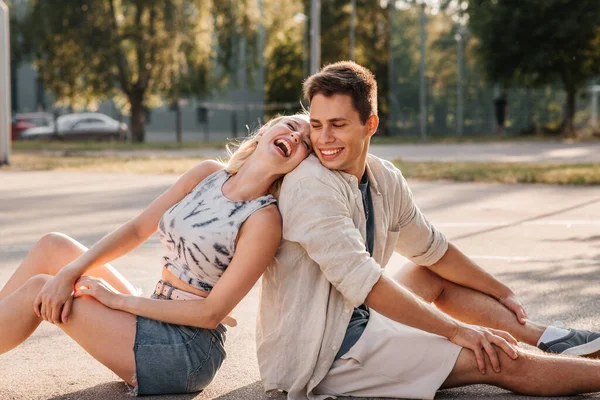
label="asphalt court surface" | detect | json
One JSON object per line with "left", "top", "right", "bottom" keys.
{"left": 1, "top": 170, "right": 600, "bottom": 399}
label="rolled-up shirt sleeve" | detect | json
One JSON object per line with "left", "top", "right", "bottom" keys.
{"left": 394, "top": 170, "right": 448, "bottom": 266}
{"left": 279, "top": 176, "right": 384, "bottom": 308}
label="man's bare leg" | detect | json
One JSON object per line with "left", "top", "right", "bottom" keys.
{"left": 442, "top": 346, "right": 600, "bottom": 396}
{"left": 393, "top": 261, "right": 545, "bottom": 346}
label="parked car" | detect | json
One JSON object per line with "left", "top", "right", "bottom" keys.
{"left": 11, "top": 112, "right": 54, "bottom": 141}
{"left": 20, "top": 113, "right": 129, "bottom": 141}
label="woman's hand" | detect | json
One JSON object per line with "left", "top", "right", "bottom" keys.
{"left": 448, "top": 322, "right": 519, "bottom": 375}
{"left": 498, "top": 292, "right": 528, "bottom": 325}
{"left": 33, "top": 272, "right": 77, "bottom": 324}
{"left": 73, "top": 276, "right": 124, "bottom": 310}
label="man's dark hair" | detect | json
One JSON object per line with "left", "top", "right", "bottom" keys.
{"left": 303, "top": 61, "right": 378, "bottom": 125}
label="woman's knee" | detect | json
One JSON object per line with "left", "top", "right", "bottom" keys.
{"left": 37, "top": 232, "right": 74, "bottom": 251}
{"left": 35, "top": 233, "right": 84, "bottom": 272}
{"left": 23, "top": 273, "right": 53, "bottom": 295}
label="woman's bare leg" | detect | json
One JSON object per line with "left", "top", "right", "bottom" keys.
{"left": 0, "top": 232, "right": 139, "bottom": 300}
{"left": 0, "top": 274, "right": 137, "bottom": 386}
{"left": 442, "top": 346, "right": 600, "bottom": 396}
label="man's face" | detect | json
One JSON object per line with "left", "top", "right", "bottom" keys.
{"left": 309, "top": 93, "right": 377, "bottom": 179}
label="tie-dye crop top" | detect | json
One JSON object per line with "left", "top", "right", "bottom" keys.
{"left": 158, "top": 169, "right": 277, "bottom": 292}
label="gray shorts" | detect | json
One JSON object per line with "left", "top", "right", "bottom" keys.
{"left": 130, "top": 293, "right": 227, "bottom": 396}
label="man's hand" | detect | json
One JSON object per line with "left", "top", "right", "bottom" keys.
{"left": 499, "top": 292, "right": 528, "bottom": 325}
{"left": 448, "top": 323, "right": 519, "bottom": 375}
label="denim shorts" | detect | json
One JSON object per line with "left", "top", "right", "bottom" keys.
{"left": 130, "top": 292, "right": 227, "bottom": 396}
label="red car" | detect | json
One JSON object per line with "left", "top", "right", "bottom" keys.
{"left": 11, "top": 112, "right": 54, "bottom": 141}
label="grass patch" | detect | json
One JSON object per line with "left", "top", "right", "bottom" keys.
{"left": 13, "top": 133, "right": 599, "bottom": 152}
{"left": 3, "top": 153, "right": 204, "bottom": 175}
{"left": 3, "top": 152, "right": 599, "bottom": 185}
{"left": 371, "top": 133, "right": 600, "bottom": 145}
{"left": 394, "top": 160, "right": 600, "bottom": 185}
{"left": 12, "top": 140, "right": 227, "bottom": 152}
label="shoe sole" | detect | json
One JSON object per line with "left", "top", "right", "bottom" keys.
{"left": 561, "top": 337, "right": 600, "bottom": 358}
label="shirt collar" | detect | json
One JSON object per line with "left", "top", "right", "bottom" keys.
{"left": 365, "top": 159, "right": 381, "bottom": 195}
{"left": 337, "top": 155, "right": 382, "bottom": 196}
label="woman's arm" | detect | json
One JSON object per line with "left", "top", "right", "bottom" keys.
{"left": 76, "top": 204, "right": 283, "bottom": 329}
{"left": 60, "top": 160, "right": 223, "bottom": 280}
{"left": 35, "top": 160, "right": 223, "bottom": 324}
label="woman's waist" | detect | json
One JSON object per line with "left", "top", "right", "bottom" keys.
{"left": 158, "top": 269, "right": 238, "bottom": 328}
{"left": 161, "top": 267, "right": 210, "bottom": 298}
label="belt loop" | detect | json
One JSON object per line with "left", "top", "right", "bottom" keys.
{"left": 154, "top": 281, "right": 163, "bottom": 296}
{"left": 166, "top": 285, "right": 175, "bottom": 299}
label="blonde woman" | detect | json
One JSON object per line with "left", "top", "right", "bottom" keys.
{"left": 0, "top": 114, "right": 311, "bottom": 395}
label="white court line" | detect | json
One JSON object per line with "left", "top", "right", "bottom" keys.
{"left": 437, "top": 220, "right": 600, "bottom": 228}
{"left": 469, "top": 255, "right": 599, "bottom": 264}
{"left": 527, "top": 220, "right": 600, "bottom": 225}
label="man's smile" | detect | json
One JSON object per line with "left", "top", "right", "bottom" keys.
{"left": 319, "top": 147, "right": 344, "bottom": 160}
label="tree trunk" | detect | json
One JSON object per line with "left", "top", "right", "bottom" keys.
{"left": 129, "top": 90, "right": 146, "bottom": 143}
{"left": 563, "top": 88, "right": 576, "bottom": 138}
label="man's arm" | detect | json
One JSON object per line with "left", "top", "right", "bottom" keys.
{"left": 365, "top": 273, "right": 519, "bottom": 374}
{"left": 279, "top": 174, "right": 518, "bottom": 374}
{"left": 391, "top": 166, "right": 527, "bottom": 324}
{"left": 279, "top": 175, "right": 383, "bottom": 308}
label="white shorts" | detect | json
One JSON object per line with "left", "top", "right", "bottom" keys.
{"left": 314, "top": 311, "right": 462, "bottom": 400}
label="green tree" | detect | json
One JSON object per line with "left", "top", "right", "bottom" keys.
{"left": 263, "top": 0, "right": 305, "bottom": 116}
{"left": 263, "top": 0, "right": 392, "bottom": 133}
{"left": 468, "top": 0, "right": 600, "bottom": 136}
{"left": 319, "top": 0, "right": 390, "bottom": 133}
{"left": 24, "top": 0, "right": 259, "bottom": 142}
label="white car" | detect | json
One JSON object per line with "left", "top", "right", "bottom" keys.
{"left": 20, "top": 113, "right": 128, "bottom": 141}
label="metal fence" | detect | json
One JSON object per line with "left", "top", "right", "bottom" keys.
{"left": 388, "top": 83, "right": 595, "bottom": 138}
{"left": 386, "top": 3, "right": 597, "bottom": 139}
{"left": 8, "top": 1, "right": 600, "bottom": 144}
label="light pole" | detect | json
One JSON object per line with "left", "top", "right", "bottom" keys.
{"left": 310, "top": 0, "right": 321, "bottom": 75}
{"left": 419, "top": 3, "right": 427, "bottom": 142}
{"left": 591, "top": 84, "right": 600, "bottom": 131}
{"left": 387, "top": 1, "right": 395, "bottom": 136}
{"left": 258, "top": 0, "right": 266, "bottom": 121}
{"left": 0, "top": 0, "right": 11, "bottom": 165}
{"left": 293, "top": 12, "right": 308, "bottom": 78}
{"left": 349, "top": 0, "right": 356, "bottom": 60}
{"left": 455, "top": 24, "right": 467, "bottom": 137}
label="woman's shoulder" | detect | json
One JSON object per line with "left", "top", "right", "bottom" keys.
{"left": 250, "top": 203, "right": 281, "bottom": 223}
{"left": 179, "top": 160, "right": 225, "bottom": 193}
{"left": 240, "top": 203, "right": 282, "bottom": 238}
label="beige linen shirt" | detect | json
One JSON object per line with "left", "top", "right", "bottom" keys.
{"left": 256, "top": 154, "right": 448, "bottom": 400}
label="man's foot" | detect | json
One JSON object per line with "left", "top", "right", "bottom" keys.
{"left": 538, "top": 329, "right": 600, "bottom": 358}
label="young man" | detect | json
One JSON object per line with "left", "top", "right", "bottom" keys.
{"left": 257, "top": 61, "right": 600, "bottom": 400}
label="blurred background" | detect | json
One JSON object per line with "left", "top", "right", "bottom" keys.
{"left": 5, "top": 0, "right": 600, "bottom": 144}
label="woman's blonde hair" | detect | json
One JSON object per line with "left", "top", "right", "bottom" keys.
{"left": 223, "top": 113, "right": 309, "bottom": 196}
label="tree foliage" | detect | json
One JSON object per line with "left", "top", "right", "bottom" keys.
{"left": 263, "top": 0, "right": 305, "bottom": 115}
{"left": 468, "top": 0, "right": 600, "bottom": 136}
{"left": 23, "top": 0, "right": 260, "bottom": 142}
{"left": 264, "top": 0, "right": 392, "bottom": 133}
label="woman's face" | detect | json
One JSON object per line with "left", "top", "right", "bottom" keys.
{"left": 257, "top": 115, "right": 312, "bottom": 174}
